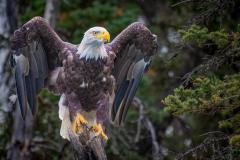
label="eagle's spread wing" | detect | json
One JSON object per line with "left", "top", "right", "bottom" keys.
{"left": 11, "top": 17, "right": 76, "bottom": 118}
{"left": 109, "top": 22, "right": 157, "bottom": 125}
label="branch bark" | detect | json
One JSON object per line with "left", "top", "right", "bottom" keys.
{"left": 68, "top": 126, "right": 107, "bottom": 160}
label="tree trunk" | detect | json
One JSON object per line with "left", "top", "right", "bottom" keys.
{"left": 44, "top": 0, "right": 61, "bottom": 27}
{"left": 0, "top": 0, "right": 15, "bottom": 110}
{"left": 7, "top": 106, "right": 34, "bottom": 160}
{"left": 3, "top": 0, "right": 35, "bottom": 159}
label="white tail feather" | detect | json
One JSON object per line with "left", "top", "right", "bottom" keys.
{"left": 60, "top": 107, "right": 71, "bottom": 140}
{"left": 59, "top": 94, "right": 66, "bottom": 120}
{"left": 58, "top": 94, "right": 71, "bottom": 140}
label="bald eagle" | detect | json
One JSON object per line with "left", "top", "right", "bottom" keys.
{"left": 11, "top": 17, "right": 157, "bottom": 141}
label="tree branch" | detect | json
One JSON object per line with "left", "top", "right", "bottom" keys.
{"left": 68, "top": 126, "right": 107, "bottom": 160}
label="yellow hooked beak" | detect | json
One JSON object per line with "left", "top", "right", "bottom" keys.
{"left": 97, "top": 31, "right": 110, "bottom": 43}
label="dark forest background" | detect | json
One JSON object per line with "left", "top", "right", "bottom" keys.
{"left": 0, "top": 0, "right": 240, "bottom": 159}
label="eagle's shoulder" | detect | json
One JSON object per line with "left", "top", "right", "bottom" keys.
{"left": 57, "top": 42, "right": 78, "bottom": 66}
{"left": 105, "top": 44, "right": 116, "bottom": 61}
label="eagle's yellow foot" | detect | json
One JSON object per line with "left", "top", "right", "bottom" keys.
{"left": 91, "top": 123, "right": 108, "bottom": 141}
{"left": 72, "top": 113, "right": 88, "bottom": 133}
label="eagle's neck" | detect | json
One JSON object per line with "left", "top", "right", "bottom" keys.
{"left": 77, "top": 39, "right": 108, "bottom": 61}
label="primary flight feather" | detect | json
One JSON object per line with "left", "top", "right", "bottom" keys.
{"left": 11, "top": 16, "right": 157, "bottom": 141}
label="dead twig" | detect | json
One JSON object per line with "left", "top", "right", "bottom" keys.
{"left": 176, "top": 134, "right": 229, "bottom": 160}
{"left": 133, "top": 97, "right": 144, "bottom": 143}
{"left": 171, "top": 0, "right": 196, "bottom": 7}
{"left": 132, "top": 97, "right": 163, "bottom": 160}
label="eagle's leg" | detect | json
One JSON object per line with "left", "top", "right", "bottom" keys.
{"left": 91, "top": 123, "right": 108, "bottom": 141}
{"left": 72, "top": 113, "right": 88, "bottom": 133}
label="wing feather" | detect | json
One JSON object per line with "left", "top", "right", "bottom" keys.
{"left": 15, "top": 56, "right": 29, "bottom": 117}
{"left": 109, "top": 22, "right": 157, "bottom": 125}
{"left": 116, "top": 59, "right": 149, "bottom": 125}
{"left": 11, "top": 17, "right": 76, "bottom": 118}
{"left": 13, "top": 41, "right": 49, "bottom": 117}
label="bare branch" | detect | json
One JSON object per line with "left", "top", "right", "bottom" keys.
{"left": 171, "top": 0, "right": 195, "bottom": 7}
{"left": 176, "top": 133, "right": 229, "bottom": 160}
{"left": 132, "top": 97, "right": 163, "bottom": 160}
{"left": 133, "top": 97, "right": 144, "bottom": 143}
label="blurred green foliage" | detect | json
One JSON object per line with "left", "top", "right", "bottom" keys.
{"left": 163, "top": 74, "right": 240, "bottom": 145}
{"left": 179, "top": 25, "right": 229, "bottom": 48}
{"left": 19, "top": 0, "right": 140, "bottom": 42}
{"left": 163, "top": 1, "right": 240, "bottom": 156}
{"left": 164, "top": 74, "right": 240, "bottom": 115}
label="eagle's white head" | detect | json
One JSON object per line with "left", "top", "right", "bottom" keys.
{"left": 77, "top": 27, "right": 110, "bottom": 60}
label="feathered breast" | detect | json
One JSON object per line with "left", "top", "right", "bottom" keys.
{"left": 56, "top": 52, "right": 115, "bottom": 109}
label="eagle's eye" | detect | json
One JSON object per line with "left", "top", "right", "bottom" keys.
{"left": 93, "top": 31, "right": 99, "bottom": 35}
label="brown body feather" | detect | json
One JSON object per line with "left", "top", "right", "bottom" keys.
{"left": 56, "top": 47, "right": 115, "bottom": 122}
